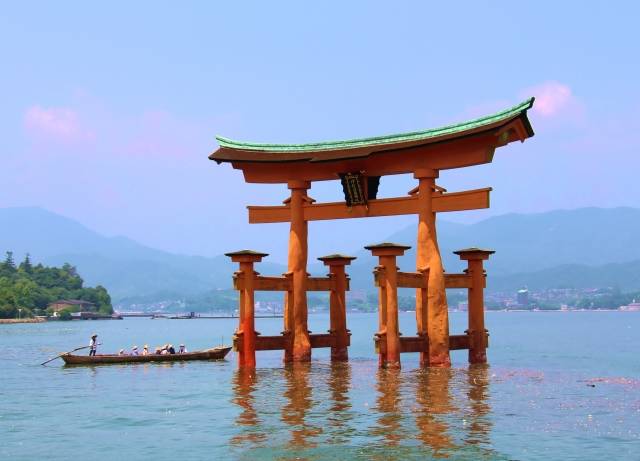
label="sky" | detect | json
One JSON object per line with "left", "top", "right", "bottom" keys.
{"left": 1, "top": 1, "right": 639, "bottom": 263}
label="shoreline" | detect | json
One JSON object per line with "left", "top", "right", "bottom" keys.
{"left": 0, "top": 318, "right": 46, "bottom": 324}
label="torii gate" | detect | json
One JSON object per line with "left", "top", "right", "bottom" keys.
{"left": 210, "top": 98, "right": 535, "bottom": 368}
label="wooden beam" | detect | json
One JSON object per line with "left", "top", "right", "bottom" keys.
{"left": 432, "top": 187, "right": 491, "bottom": 213}
{"left": 374, "top": 334, "right": 476, "bottom": 353}
{"left": 449, "top": 334, "right": 472, "bottom": 351}
{"left": 376, "top": 270, "right": 427, "bottom": 289}
{"left": 309, "top": 333, "right": 335, "bottom": 348}
{"left": 444, "top": 274, "right": 473, "bottom": 289}
{"left": 234, "top": 275, "right": 292, "bottom": 292}
{"left": 443, "top": 273, "right": 486, "bottom": 289}
{"left": 307, "top": 277, "right": 334, "bottom": 292}
{"left": 375, "top": 272, "right": 478, "bottom": 289}
{"left": 235, "top": 333, "right": 349, "bottom": 351}
{"left": 248, "top": 188, "right": 492, "bottom": 224}
{"left": 397, "top": 272, "right": 427, "bottom": 289}
{"left": 256, "top": 335, "right": 287, "bottom": 351}
{"left": 234, "top": 275, "right": 348, "bottom": 292}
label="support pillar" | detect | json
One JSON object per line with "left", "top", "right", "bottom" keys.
{"left": 287, "top": 180, "right": 311, "bottom": 362}
{"left": 282, "top": 271, "right": 294, "bottom": 363}
{"left": 318, "top": 254, "right": 356, "bottom": 361}
{"left": 454, "top": 248, "right": 494, "bottom": 364}
{"left": 376, "top": 267, "right": 388, "bottom": 368}
{"left": 414, "top": 168, "right": 451, "bottom": 367}
{"left": 366, "top": 243, "right": 411, "bottom": 369}
{"left": 225, "top": 250, "right": 268, "bottom": 368}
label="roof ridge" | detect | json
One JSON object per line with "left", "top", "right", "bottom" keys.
{"left": 216, "top": 97, "right": 534, "bottom": 152}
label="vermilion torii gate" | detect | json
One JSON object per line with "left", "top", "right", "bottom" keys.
{"left": 211, "top": 98, "right": 535, "bottom": 368}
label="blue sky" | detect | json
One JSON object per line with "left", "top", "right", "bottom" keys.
{"left": 1, "top": 2, "right": 639, "bottom": 262}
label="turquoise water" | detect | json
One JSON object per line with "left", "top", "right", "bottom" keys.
{"left": 1, "top": 312, "right": 639, "bottom": 460}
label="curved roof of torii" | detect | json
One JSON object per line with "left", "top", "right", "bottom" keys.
{"left": 209, "top": 98, "right": 535, "bottom": 183}
{"left": 211, "top": 98, "right": 534, "bottom": 162}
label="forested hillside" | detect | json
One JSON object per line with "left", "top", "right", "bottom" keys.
{"left": 0, "top": 251, "right": 112, "bottom": 318}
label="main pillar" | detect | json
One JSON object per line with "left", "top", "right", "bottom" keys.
{"left": 366, "top": 243, "right": 410, "bottom": 369}
{"left": 287, "top": 180, "right": 311, "bottom": 362}
{"left": 225, "top": 250, "right": 268, "bottom": 368}
{"left": 318, "top": 254, "right": 356, "bottom": 361}
{"left": 454, "top": 248, "right": 494, "bottom": 364}
{"left": 414, "top": 168, "right": 451, "bottom": 367}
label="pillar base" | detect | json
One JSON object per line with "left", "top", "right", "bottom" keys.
{"left": 469, "top": 350, "right": 487, "bottom": 364}
{"left": 383, "top": 360, "right": 401, "bottom": 370}
{"left": 292, "top": 336, "right": 312, "bottom": 362}
{"left": 466, "top": 328, "right": 489, "bottom": 364}
{"left": 427, "top": 353, "right": 452, "bottom": 368}
{"left": 331, "top": 348, "right": 349, "bottom": 362}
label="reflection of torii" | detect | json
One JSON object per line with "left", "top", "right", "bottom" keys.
{"left": 212, "top": 98, "right": 535, "bottom": 368}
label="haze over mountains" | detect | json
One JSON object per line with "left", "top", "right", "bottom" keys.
{"left": 1, "top": 206, "right": 639, "bottom": 302}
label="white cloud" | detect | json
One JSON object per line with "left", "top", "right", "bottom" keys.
{"left": 24, "top": 105, "right": 95, "bottom": 143}
{"left": 521, "top": 81, "right": 582, "bottom": 119}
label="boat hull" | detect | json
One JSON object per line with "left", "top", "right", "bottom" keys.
{"left": 61, "top": 347, "right": 232, "bottom": 365}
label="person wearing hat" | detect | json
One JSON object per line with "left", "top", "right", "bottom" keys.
{"left": 178, "top": 344, "right": 187, "bottom": 354}
{"left": 89, "top": 334, "right": 98, "bottom": 356}
{"left": 142, "top": 345, "right": 149, "bottom": 356}
{"left": 131, "top": 345, "right": 139, "bottom": 356}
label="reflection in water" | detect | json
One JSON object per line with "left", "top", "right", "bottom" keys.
{"left": 414, "top": 367, "right": 456, "bottom": 456}
{"left": 465, "top": 365, "right": 491, "bottom": 448}
{"left": 371, "top": 368, "right": 404, "bottom": 447}
{"left": 228, "top": 362, "right": 494, "bottom": 458}
{"left": 326, "top": 362, "right": 353, "bottom": 445}
{"left": 281, "top": 362, "right": 322, "bottom": 448}
{"left": 231, "top": 368, "right": 265, "bottom": 447}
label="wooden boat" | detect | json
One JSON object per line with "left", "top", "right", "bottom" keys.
{"left": 61, "top": 346, "right": 232, "bottom": 365}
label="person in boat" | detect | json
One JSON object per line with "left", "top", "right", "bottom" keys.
{"left": 118, "top": 349, "right": 126, "bottom": 356}
{"left": 142, "top": 345, "right": 149, "bottom": 356}
{"left": 168, "top": 344, "right": 176, "bottom": 354}
{"left": 154, "top": 347, "right": 162, "bottom": 355}
{"left": 89, "top": 334, "right": 98, "bottom": 356}
{"left": 131, "top": 346, "right": 139, "bottom": 355}
{"left": 178, "top": 344, "right": 187, "bottom": 354}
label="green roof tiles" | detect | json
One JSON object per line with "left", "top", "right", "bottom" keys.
{"left": 216, "top": 98, "right": 534, "bottom": 153}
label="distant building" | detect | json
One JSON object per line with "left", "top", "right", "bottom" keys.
{"left": 516, "top": 289, "right": 529, "bottom": 307}
{"left": 48, "top": 299, "right": 96, "bottom": 313}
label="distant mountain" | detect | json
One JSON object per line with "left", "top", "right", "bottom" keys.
{"left": 488, "top": 259, "right": 640, "bottom": 292}
{"left": 344, "top": 207, "right": 640, "bottom": 289}
{"left": 0, "top": 207, "right": 285, "bottom": 301}
{"left": 2, "top": 206, "right": 639, "bottom": 302}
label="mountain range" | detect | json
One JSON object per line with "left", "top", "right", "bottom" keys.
{"left": 1, "top": 206, "right": 639, "bottom": 302}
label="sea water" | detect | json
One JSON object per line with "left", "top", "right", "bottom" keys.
{"left": 1, "top": 312, "right": 638, "bottom": 460}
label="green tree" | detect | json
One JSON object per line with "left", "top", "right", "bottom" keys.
{"left": 0, "top": 254, "right": 113, "bottom": 319}
{"left": 0, "top": 251, "right": 17, "bottom": 278}
{"left": 18, "top": 253, "right": 33, "bottom": 274}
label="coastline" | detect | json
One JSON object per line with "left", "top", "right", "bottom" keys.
{"left": 0, "top": 318, "right": 46, "bottom": 324}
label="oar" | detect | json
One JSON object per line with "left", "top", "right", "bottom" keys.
{"left": 40, "top": 344, "right": 101, "bottom": 366}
